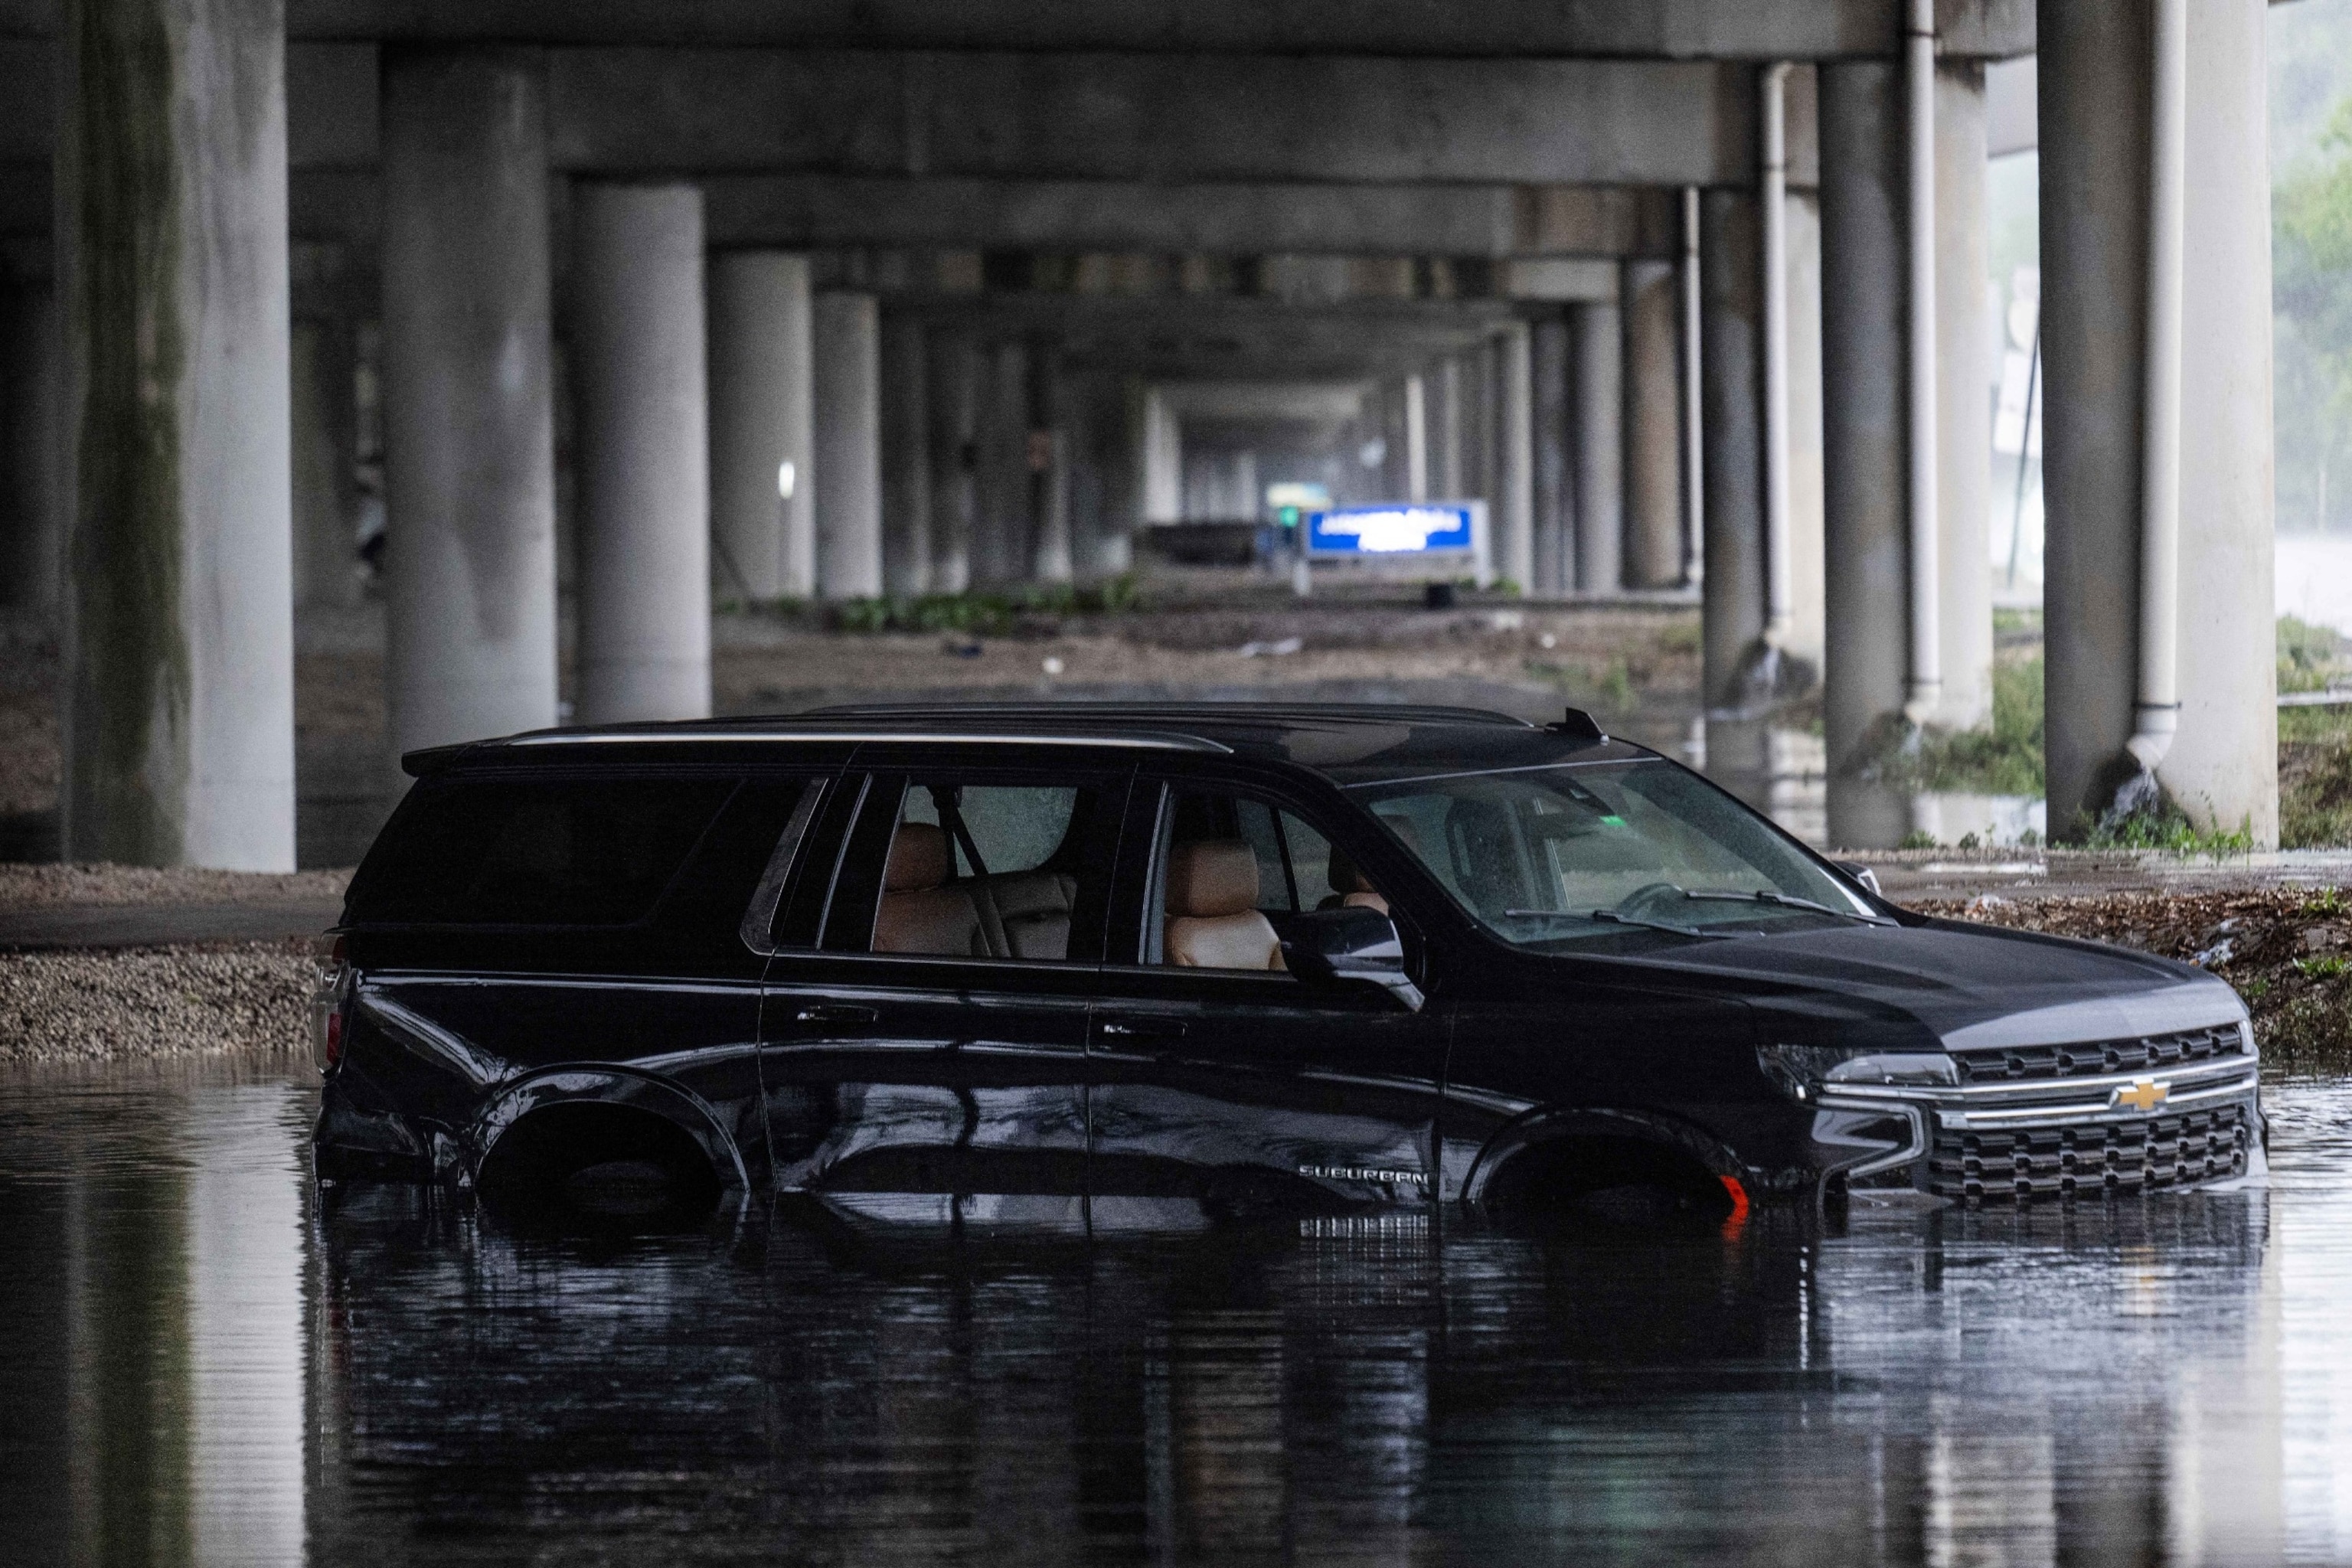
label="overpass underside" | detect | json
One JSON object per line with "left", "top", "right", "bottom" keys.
{"left": 0, "top": 0, "right": 2279, "bottom": 860}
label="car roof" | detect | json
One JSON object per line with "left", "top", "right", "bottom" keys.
{"left": 402, "top": 701, "right": 1644, "bottom": 781}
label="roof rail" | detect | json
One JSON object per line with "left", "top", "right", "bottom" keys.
{"left": 799, "top": 700, "right": 1535, "bottom": 729}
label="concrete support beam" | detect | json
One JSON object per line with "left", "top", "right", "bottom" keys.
{"left": 1933, "top": 60, "right": 1993, "bottom": 730}
{"left": 1699, "top": 189, "right": 1765, "bottom": 717}
{"left": 381, "top": 49, "right": 558, "bottom": 756}
{"left": 58, "top": 0, "right": 294, "bottom": 868}
{"left": 1, "top": 279, "right": 60, "bottom": 616}
{"left": 879, "top": 309, "right": 933, "bottom": 596}
{"left": 549, "top": 51, "right": 1759, "bottom": 188}
{"left": 707, "top": 251, "right": 814, "bottom": 599}
{"left": 1572, "top": 299, "right": 1624, "bottom": 593}
{"left": 1621, "top": 259, "right": 1682, "bottom": 589}
{"left": 266, "top": 2, "right": 2038, "bottom": 57}
{"left": 703, "top": 175, "right": 1681, "bottom": 260}
{"left": 2042, "top": 0, "right": 2275, "bottom": 841}
{"left": 925, "top": 327, "right": 978, "bottom": 591}
{"left": 1530, "top": 318, "right": 1570, "bottom": 597}
{"left": 811, "top": 291, "right": 883, "bottom": 599}
{"left": 573, "top": 181, "right": 710, "bottom": 724}
{"left": 1818, "top": 61, "right": 1909, "bottom": 847}
{"left": 289, "top": 315, "right": 359, "bottom": 610}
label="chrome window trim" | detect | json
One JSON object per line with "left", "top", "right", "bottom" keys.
{"left": 739, "top": 781, "right": 829, "bottom": 956}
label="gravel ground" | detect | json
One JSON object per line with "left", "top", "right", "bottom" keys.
{"left": 0, "top": 940, "right": 315, "bottom": 1066}
{"left": 0, "top": 863, "right": 351, "bottom": 909}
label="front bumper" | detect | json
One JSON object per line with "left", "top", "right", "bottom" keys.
{"left": 1814, "top": 1055, "right": 2263, "bottom": 1202}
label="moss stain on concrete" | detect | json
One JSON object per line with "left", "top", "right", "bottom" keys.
{"left": 66, "top": 0, "right": 188, "bottom": 867}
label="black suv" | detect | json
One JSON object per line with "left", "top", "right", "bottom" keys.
{"left": 312, "top": 703, "right": 2262, "bottom": 1227}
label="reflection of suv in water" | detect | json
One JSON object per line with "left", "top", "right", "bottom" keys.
{"left": 312, "top": 703, "right": 2263, "bottom": 1227}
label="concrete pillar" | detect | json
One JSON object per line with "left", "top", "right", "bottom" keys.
{"left": 2038, "top": 0, "right": 2275, "bottom": 841}
{"left": 2, "top": 281, "right": 62, "bottom": 616}
{"left": 573, "top": 182, "right": 710, "bottom": 724}
{"left": 1572, "top": 300, "right": 1625, "bottom": 594}
{"left": 1700, "top": 188, "right": 1766, "bottom": 717}
{"left": 1436, "top": 357, "right": 1464, "bottom": 501}
{"left": 382, "top": 50, "right": 557, "bottom": 757}
{"left": 707, "top": 252, "right": 813, "bottom": 600}
{"left": 974, "top": 340, "right": 1029, "bottom": 586}
{"left": 1404, "top": 374, "right": 1429, "bottom": 503}
{"left": 1819, "top": 62, "right": 1912, "bottom": 848}
{"left": 1141, "top": 384, "right": 1181, "bottom": 526}
{"left": 1498, "top": 325, "right": 1535, "bottom": 591}
{"left": 289, "top": 318, "right": 358, "bottom": 612}
{"left": 2040, "top": 0, "right": 2151, "bottom": 837}
{"left": 811, "top": 292, "right": 882, "bottom": 599}
{"left": 1530, "top": 318, "right": 1570, "bottom": 596}
{"left": 880, "top": 312, "right": 933, "bottom": 596}
{"left": 1936, "top": 62, "right": 1995, "bottom": 732}
{"left": 1622, "top": 260, "right": 1683, "bottom": 590}
{"left": 2167, "top": 0, "right": 2276, "bottom": 844}
{"left": 1028, "top": 342, "right": 1073, "bottom": 583}
{"left": 58, "top": 0, "right": 293, "bottom": 868}
{"left": 927, "top": 328, "right": 978, "bottom": 592}
{"left": 1784, "top": 190, "right": 1828, "bottom": 676}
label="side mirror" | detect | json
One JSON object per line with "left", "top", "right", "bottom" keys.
{"left": 1281, "top": 906, "right": 1426, "bottom": 1013}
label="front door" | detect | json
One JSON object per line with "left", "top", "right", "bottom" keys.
{"left": 759, "top": 756, "right": 1129, "bottom": 1230}
{"left": 1085, "top": 776, "right": 1449, "bottom": 1224}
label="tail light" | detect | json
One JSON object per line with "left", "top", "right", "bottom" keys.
{"left": 310, "top": 934, "right": 350, "bottom": 1073}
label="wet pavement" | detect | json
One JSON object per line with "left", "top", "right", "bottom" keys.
{"left": 6, "top": 1063, "right": 2352, "bottom": 1564}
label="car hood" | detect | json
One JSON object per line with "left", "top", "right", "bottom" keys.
{"left": 1615, "top": 916, "right": 2246, "bottom": 1051}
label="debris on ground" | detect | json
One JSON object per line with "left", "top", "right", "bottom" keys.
{"left": 1916, "top": 887, "right": 2352, "bottom": 1075}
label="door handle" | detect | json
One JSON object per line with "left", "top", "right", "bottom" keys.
{"left": 1099, "top": 1018, "right": 1185, "bottom": 1040}
{"left": 795, "top": 1003, "right": 880, "bottom": 1025}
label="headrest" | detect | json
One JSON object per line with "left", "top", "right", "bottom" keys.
{"left": 884, "top": 822, "right": 951, "bottom": 893}
{"left": 1327, "top": 844, "right": 1374, "bottom": 896}
{"left": 1166, "top": 839, "right": 1259, "bottom": 919}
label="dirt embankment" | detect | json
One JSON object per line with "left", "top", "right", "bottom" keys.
{"left": 1917, "top": 888, "right": 2352, "bottom": 1074}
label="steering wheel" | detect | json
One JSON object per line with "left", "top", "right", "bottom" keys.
{"left": 1614, "top": 882, "right": 1689, "bottom": 919}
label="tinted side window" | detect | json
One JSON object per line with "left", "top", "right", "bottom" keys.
{"left": 350, "top": 776, "right": 738, "bottom": 926}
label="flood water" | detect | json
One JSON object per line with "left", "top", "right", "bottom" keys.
{"left": 7, "top": 1064, "right": 2352, "bottom": 1564}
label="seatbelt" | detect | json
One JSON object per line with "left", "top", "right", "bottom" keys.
{"left": 927, "top": 785, "right": 989, "bottom": 879}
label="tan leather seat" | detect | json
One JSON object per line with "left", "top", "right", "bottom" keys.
{"left": 1325, "top": 845, "right": 1389, "bottom": 915}
{"left": 1164, "top": 840, "right": 1285, "bottom": 971}
{"left": 977, "top": 870, "right": 1078, "bottom": 961}
{"left": 873, "top": 823, "right": 990, "bottom": 956}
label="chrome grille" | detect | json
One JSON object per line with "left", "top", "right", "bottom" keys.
{"left": 1927, "top": 1105, "right": 2252, "bottom": 1202}
{"left": 1949, "top": 1024, "right": 2246, "bottom": 1086}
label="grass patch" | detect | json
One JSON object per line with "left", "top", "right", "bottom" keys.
{"left": 1872, "top": 657, "right": 2046, "bottom": 796}
{"left": 828, "top": 576, "right": 1143, "bottom": 636}
{"left": 2081, "top": 810, "right": 2256, "bottom": 856}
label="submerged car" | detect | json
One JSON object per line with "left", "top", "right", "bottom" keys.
{"left": 312, "top": 703, "right": 2262, "bottom": 1227}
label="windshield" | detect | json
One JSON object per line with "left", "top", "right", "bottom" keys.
{"left": 1348, "top": 759, "right": 1881, "bottom": 948}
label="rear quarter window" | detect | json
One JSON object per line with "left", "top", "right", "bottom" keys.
{"left": 348, "top": 775, "right": 739, "bottom": 926}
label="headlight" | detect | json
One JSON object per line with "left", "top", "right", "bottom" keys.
{"left": 1756, "top": 1044, "right": 1957, "bottom": 1102}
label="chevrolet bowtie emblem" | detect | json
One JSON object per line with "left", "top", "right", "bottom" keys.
{"left": 2112, "top": 1078, "right": 2170, "bottom": 1112}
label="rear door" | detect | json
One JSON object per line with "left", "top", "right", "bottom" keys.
{"left": 757, "top": 753, "right": 1130, "bottom": 1227}
{"left": 1085, "top": 773, "right": 1449, "bottom": 1223}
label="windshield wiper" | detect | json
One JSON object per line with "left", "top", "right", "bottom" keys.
{"left": 1681, "top": 888, "right": 1892, "bottom": 926}
{"left": 1503, "top": 908, "right": 1721, "bottom": 939}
